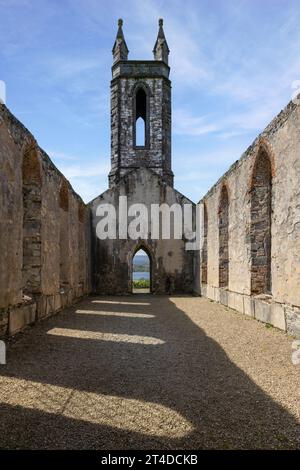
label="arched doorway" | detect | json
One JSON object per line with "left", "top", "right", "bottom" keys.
{"left": 131, "top": 246, "right": 152, "bottom": 294}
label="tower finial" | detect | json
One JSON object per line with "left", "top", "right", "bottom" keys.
{"left": 112, "top": 18, "right": 129, "bottom": 63}
{"left": 153, "top": 18, "right": 169, "bottom": 64}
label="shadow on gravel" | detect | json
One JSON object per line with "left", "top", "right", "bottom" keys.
{"left": 0, "top": 295, "right": 299, "bottom": 449}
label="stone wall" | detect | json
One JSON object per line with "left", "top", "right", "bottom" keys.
{"left": 90, "top": 168, "right": 194, "bottom": 295}
{"left": 196, "top": 98, "right": 300, "bottom": 338}
{"left": 0, "top": 103, "right": 91, "bottom": 337}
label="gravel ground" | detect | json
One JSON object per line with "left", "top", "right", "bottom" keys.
{"left": 0, "top": 295, "right": 299, "bottom": 449}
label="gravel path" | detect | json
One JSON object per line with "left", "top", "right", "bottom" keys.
{"left": 0, "top": 295, "right": 299, "bottom": 449}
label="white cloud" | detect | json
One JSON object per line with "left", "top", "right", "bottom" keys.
{"left": 48, "top": 151, "right": 79, "bottom": 161}
{"left": 49, "top": 155, "right": 110, "bottom": 202}
{"left": 3, "top": 0, "right": 300, "bottom": 205}
{"left": 173, "top": 109, "right": 219, "bottom": 136}
{"left": 44, "top": 57, "right": 101, "bottom": 81}
{"left": 70, "top": 177, "right": 107, "bottom": 203}
{"left": 54, "top": 162, "right": 109, "bottom": 179}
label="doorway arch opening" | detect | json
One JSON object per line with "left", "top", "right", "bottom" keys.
{"left": 131, "top": 247, "right": 152, "bottom": 294}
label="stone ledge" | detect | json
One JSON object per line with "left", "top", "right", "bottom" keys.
{"left": 201, "top": 285, "right": 288, "bottom": 333}
{"left": 254, "top": 297, "right": 286, "bottom": 331}
{"left": 9, "top": 302, "right": 37, "bottom": 335}
{"left": 0, "top": 290, "right": 87, "bottom": 339}
{"left": 286, "top": 306, "right": 300, "bottom": 337}
{"left": 219, "top": 288, "right": 228, "bottom": 307}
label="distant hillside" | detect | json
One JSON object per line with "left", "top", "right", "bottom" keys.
{"left": 133, "top": 255, "right": 149, "bottom": 266}
{"left": 133, "top": 255, "right": 150, "bottom": 272}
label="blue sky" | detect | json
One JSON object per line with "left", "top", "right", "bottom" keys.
{"left": 1, "top": 0, "right": 300, "bottom": 203}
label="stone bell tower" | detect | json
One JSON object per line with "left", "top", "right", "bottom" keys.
{"left": 108, "top": 18, "right": 174, "bottom": 187}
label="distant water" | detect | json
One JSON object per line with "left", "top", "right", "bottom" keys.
{"left": 133, "top": 272, "right": 150, "bottom": 280}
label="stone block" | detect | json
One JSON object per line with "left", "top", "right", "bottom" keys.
{"left": 36, "top": 295, "right": 47, "bottom": 319}
{"left": 76, "top": 284, "right": 84, "bottom": 299}
{"left": 200, "top": 283, "right": 207, "bottom": 297}
{"left": 219, "top": 288, "right": 228, "bottom": 307}
{"left": 206, "top": 285, "right": 215, "bottom": 301}
{"left": 236, "top": 293, "right": 245, "bottom": 314}
{"left": 214, "top": 287, "right": 220, "bottom": 303}
{"left": 254, "top": 297, "right": 272, "bottom": 325}
{"left": 46, "top": 294, "right": 62, "bottom": 316}
{"left": 9, "top": 303, "right": 36, "bottom": 335}
{"left": 243, "top": 295, "right": 255, "bottom": 317}
{"left": 227, "top": 291, "right": 244, "bottom": 314}
{"left": 228, "top": 292, "right": 244, "bottom": 313}
{"left": 271, "top": 303, "right": 286, "bottom": 331}
{"left": 253, "top": 297, "right": 285, "bottom": 330}
{"left": 67, "top": 289, "right": 74, "bottom": 306}
{"left": 286, "top": 306, "right": 300, "bottom": 338}
{"left": 0, "top": 309, "right": 9, "bottom": 337}
{"left": 54, "top": 294, "right": 61, "bottom": 312}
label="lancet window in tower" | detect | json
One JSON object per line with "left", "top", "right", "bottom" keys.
{"left": 135, "top": 87, "right": 148, "bottom": 148}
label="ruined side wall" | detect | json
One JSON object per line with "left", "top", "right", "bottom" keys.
{"left": 197, "top": 99, "right": 300, "bottom": 337}
{"left": 0, "top": 104, "right": 91, "bottom": 337}
{"left": 0, "top": 116, "right": 23, "bottom": 311}
{"left": 90, "top": 168, "right": 194, "bottom": 295}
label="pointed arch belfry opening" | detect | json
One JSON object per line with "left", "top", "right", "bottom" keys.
{"left": 250, "top": 146, "right": 272, "bottom": 295}
{"left": 218, "top": 185, "right": 229, "bottom": 288}
{"left": 133, "top": 85, "right": 150, "bottom": 148}
{"left": 131, "top": 243, "right": 152, "bottom": 294}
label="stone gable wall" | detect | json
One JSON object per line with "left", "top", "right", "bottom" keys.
{"left": 90, "top": 168, "right": 194, "bottom": 295}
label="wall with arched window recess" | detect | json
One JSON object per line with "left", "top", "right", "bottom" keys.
{"left": 201, "top": 203, "right": 208, "bottom": 284}
{"left": 218, "top": 185, "right": 229, "bottom": 288}
{"left": 22, "top": 145, "right": 42, "bottom": 296}
{"left": 250, "top": 146, "right": 272, "bottom": 295}
{"left": 59, "top": 179, "right": 70, "bottom": 290}
{"left": 78, "top": 201, "right": 87, "bottom": 293}
{"left": 197, "top": 98, "right": 300, "bottom": 336}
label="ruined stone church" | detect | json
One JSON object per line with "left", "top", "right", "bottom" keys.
{"left": 1, "top": 19, "right": 300, "bottom": 339}
{"left": 90, "top": 19, "right": 195, "bottom": 295}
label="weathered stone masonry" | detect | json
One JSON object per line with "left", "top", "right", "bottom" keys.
{"left": 90, "top": 169, "right": 195, "bottom": 295}
{"left": 1, "top": 18, "right": 300, "bottom": 339}
{"left": 0, "top": 18, "right": 194, "bottom": 338}
{"left": 196, "top": 99, "right": 300, "bottom": 338}
{"left": 109, "top": 66, "right": 173, "bottom": 187}
{"left": 0, "top": 104, "right": 91, "bottom": 337}
{"left": 91, "top": 19, "right": 194, "bottom": 295}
